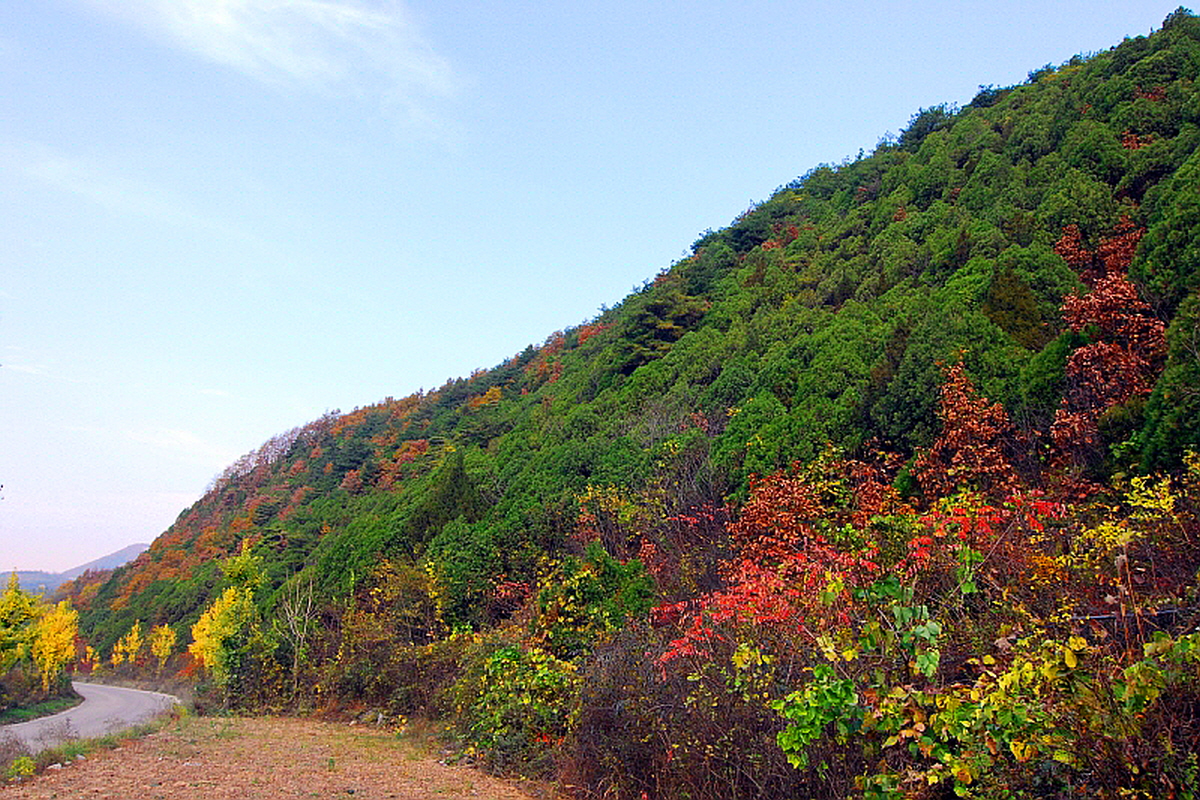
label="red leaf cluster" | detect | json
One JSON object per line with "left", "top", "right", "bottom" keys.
{"left": 914, "top": 361, "right": 1020, "bottom": 500}
{"left": 1050, "top": 220, "right": 1165, "bottom": 486}
{"left": 576, "top": 322, "right": 611, "bottom": 346}
{"left": 1054, "top": 216, "right": 1143, "bottom": 285}
{"left": 1098, "top": 217, "right": 1144, "bottom": 277}
{"left": 1121, "top": 131, "right": 1156, "bottom": 150}
{"left": 1054, "top": 224, "right": 1093, "bottom": 275}
{"left": 655, "top": 467, "right": 882, "bottom": 666}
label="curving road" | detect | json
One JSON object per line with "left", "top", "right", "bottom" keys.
{"left": 2, "top": 682, "right": 178, "bottom": 754}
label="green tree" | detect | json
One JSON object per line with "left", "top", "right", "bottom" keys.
{"left": 0, "top": 572, "right": 40, "bottom": 672}
{"left": 189, "top": 542, "right": 265, "bottom": 689}
{"left": 898, "top": 104, "right": 957, "bottom": 152}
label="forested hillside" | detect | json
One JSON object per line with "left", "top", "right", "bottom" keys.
{"left": 59, "top": 10, "right": 1200, "bottom": 798}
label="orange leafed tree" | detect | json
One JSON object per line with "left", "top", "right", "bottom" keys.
{"left": 466, "top": 385, "right": 503, "bottom": 410}
{"left": 914, "top": 360, "right": 1020, "bottom": 500}
{"left": 1050, "top": 220, "right": 1165, "bottom": 485}
{"left": 1053, "top": 216, "right": 1144, "bottom": 286}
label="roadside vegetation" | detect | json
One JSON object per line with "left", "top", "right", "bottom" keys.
{"left": 1, "top": 713, "right": 540, "bottom": 799}
{"left": 0, "top": 706, "right": 173, "bottom": 784}
{"left": 0, "top": 695, "right": 82, "bottom": 726}
{"left": 0, "top": 575, "right": 79, "bottom": 718}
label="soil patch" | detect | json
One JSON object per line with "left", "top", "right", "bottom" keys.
{"left": 0, "top": 716, "right": 543, "bottom": 799}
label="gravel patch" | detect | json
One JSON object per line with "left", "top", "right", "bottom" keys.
{"left": 0, "top": 716, "right": 543, "bottom": 800}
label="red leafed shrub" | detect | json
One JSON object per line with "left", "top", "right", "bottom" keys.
{"left": 1054, "top": 223, "right": 1095, "bottom": 276}
{"left": 1061, "top": 274, "right": 1164, "bottom": 362}
{"left": 914, "top": 360, "right": 1021, "bottom": 501}
{"left": 840, "top": 447, "right": 909, "bottom": 527}
{"left": 1098, "top": 216, "right": 1144, "bottom": 277}
{"left": 576, "top": 322, "right": 610, "bottom": 346}
{"left": 655, "top": 465, "right": 882, "bottom": 667}
{"left": 1135, "top": 85, "right": 1167, "bottom": 102}
{"left": 1121, "top": 131, "right": 1156, "bottom": 150}
{"left": 902, "top": 491, "right": 1063, "bottom": 611}
{"left": 1050, "top": 227, "right": 1166, "bottom": 484}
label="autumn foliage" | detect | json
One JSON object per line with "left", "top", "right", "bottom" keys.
{"left": 1051, "top": 220, "right": 1167, "bottom": 487}
{"left": 0, "top": 574, "right": 79, "bottom": 705}
{"left": 914, "top": 359, "right": 1021, "bottom": 499}
{"left": 57, "top": 13, "right": 1200, "bottom": 798}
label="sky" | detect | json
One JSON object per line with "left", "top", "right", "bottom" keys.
{"left": 0, "top": 1, "right": 1174, "bottom": 573}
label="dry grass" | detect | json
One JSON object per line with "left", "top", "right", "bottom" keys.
{"left": 0, "top": 715, "right": 546, "bottom": 799}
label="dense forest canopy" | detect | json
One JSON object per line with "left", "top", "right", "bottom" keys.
{"left": 41, "top": 10, "right": 1200, "bottom": 798}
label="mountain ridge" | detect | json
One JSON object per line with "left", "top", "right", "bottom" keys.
{"left": 16, "top": 543, "right": 149, "bottom": 595}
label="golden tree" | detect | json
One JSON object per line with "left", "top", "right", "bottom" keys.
{"left": 0, "top": 572, "right": 42, "bottom": 671}
{"left": 189, "top": 587, "right": 252, "bottom": 685}
{"left": 149, "top": 624, "right": 177, "bottom": 675}
{"left": 111, "top": 620, "right": 144, "bottom": 668}
{"left": 30, "top": 601, "right": 78, "bottom": 690}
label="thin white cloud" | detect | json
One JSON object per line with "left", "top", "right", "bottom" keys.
{"left": 127, "top": 427, "right": 207, "bottom": 452}
{"left": 3, "top": 363, "right": 52, "bottom": 377}
{"left": 87, "top": 0, "right": 458, "bottom": 129}
{"left": 54, "top": 425, "right": 230, "bottom": 466}
{"left": 2, "top": 140, "right": 234, "bottom": 234}
{"left": 1, "top": 353, "right": 84, "bottom": 383}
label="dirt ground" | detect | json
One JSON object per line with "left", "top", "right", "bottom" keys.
{"left": 0, "top": 715, "right": 546, "bottom": 800}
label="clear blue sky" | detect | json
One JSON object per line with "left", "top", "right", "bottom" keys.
{"left": 0, "top": 1, "right": 1172, "bottom": 572}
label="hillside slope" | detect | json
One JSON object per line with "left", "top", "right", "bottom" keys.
{"left": 66, "top": 11, "right": 1200, "bottom": 798}
{"left": 78, "top": 10, "right": 1200, "bottom": 641}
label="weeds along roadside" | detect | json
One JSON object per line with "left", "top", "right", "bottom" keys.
{"left": 0, "top": 694, "right": 83, "bottom": 726}
{"left": 1, "top": 703, "right": 188, "bottom": 784}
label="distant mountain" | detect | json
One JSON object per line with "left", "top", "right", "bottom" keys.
{"left": 16, "top": 543, "right": 149, "bottom": 595}
{"left": 14, "top": 571, "right": 58, "bottom": 596}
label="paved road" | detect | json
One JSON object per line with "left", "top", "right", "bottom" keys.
{"left": 2, "top": 682, "right": 178, "bottom": 754}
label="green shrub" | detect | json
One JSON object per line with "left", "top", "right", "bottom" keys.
{"left": 5, "top": 756, "right": 33, "bottom": 781}
{"left": 451, "top": 638, "right": 579, "bottom": 775}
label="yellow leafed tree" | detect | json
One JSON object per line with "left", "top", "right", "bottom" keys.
{"left": 189, "top": 587, "right": 252, "bottom": 685}
{"left": 111, "top": 620, "right": 144, "bottom": 668}
{"left": 30, "top": 601, "right": 78, "bottom": 690}
{"left": 149, "top": 624, "right": 177, "bottom": 675}
{"left": 83, "top": 645, "right": 99, "bottom": 673}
